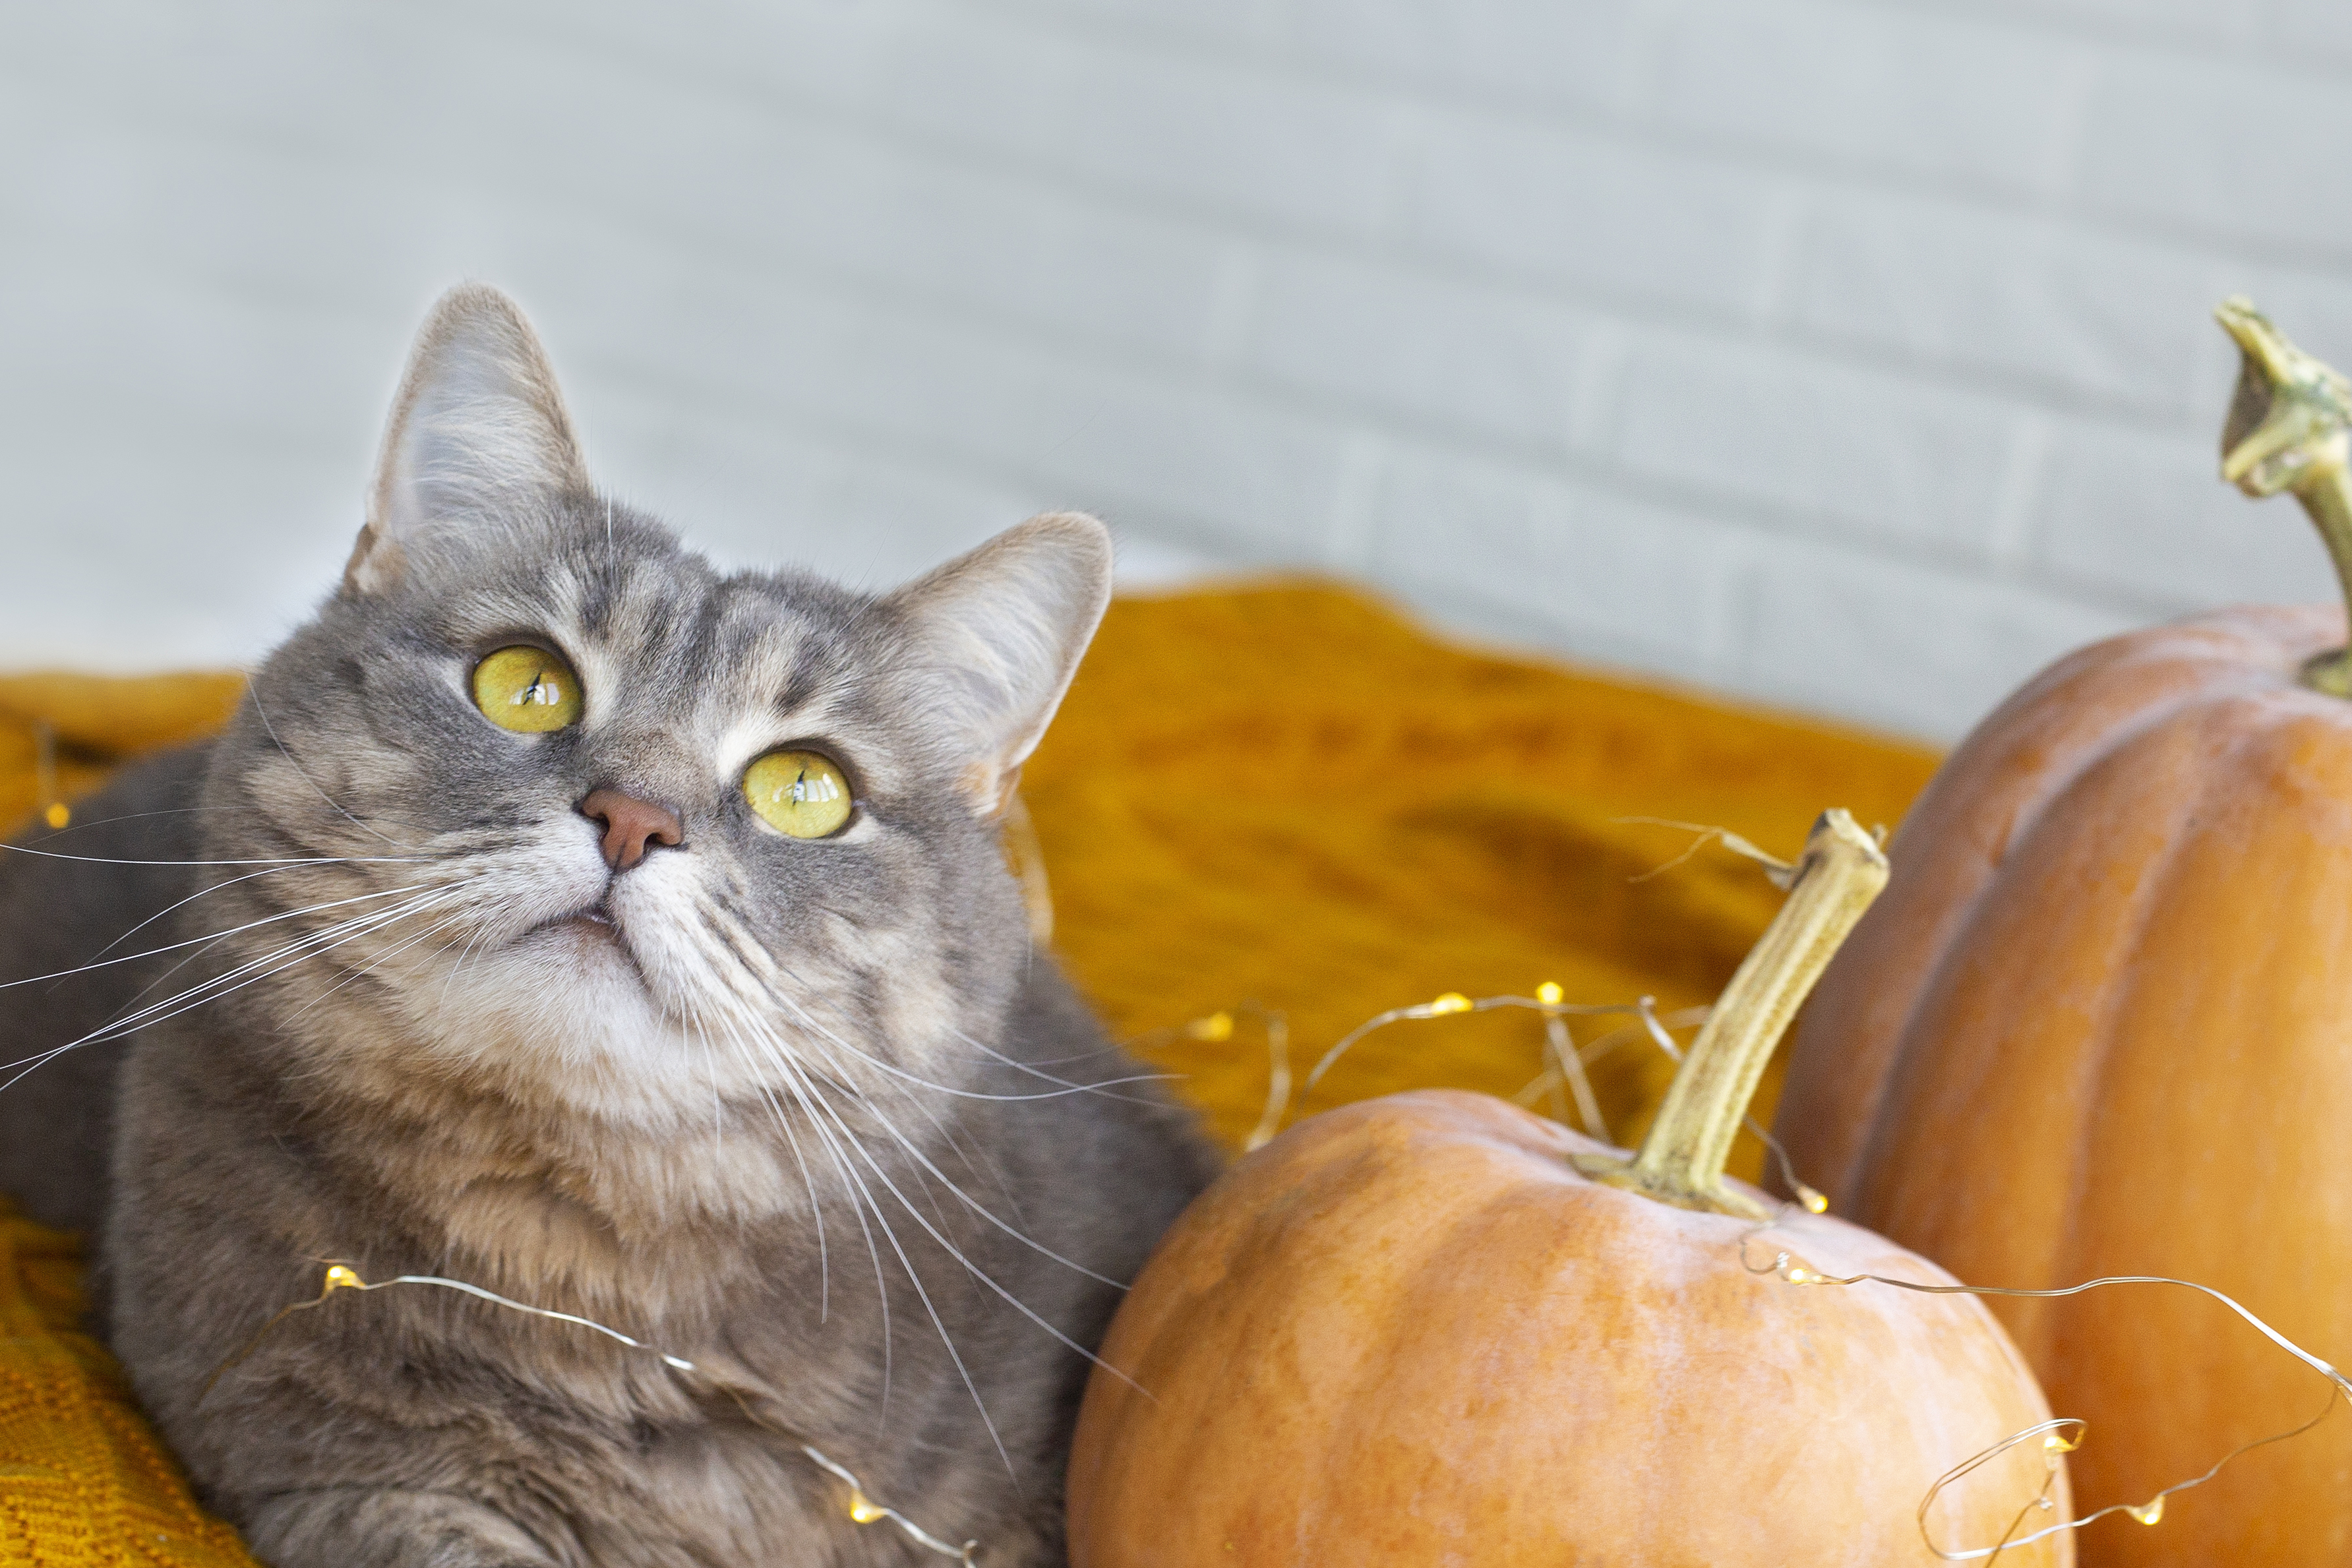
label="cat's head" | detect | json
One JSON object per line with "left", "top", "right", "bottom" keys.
{"left": 210, "top": 286, "right": 1109, "bottom": 1133}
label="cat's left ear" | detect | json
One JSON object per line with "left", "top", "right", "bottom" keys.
{"left": 344, "top": 284, "right": 589, "bottom": 595}
{"left": 888, "top": 512, "right": 1114, "bottom": 818}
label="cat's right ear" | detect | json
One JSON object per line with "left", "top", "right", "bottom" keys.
{"left": 343, "top": 285, "right": 589, "bottom": 595}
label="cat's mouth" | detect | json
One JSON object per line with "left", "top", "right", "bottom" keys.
{"left": 547, "top": 901, "right": 622, "bottom": 941}
{"left": 524, "top": 898, "right": 664, "bottom": 998}
{"left": 531, "top": 899, "right": 638, "bottom": 962}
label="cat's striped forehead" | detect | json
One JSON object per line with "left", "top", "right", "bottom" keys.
{"left": 407, "top": 504, "right": 920, "bottom": 799}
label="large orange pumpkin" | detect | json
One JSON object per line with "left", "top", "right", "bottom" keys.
{"left": 1070, "top": 814, "right": 2072, "bottom": 1566}
{"left": 1774, "top": 300, "right": 2352, "bottom": 1564}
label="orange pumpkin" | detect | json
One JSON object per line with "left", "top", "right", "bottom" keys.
{"left": 1774, "top": 300, "right": 2352, "bottom": 1565}
{"left": 1070, "top": 814, "right": 2071, "bottom": 1566}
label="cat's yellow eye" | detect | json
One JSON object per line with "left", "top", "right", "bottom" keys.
{"left": 743, "top": 750, "right": 853, "bottom": 839}
{"left": 471, "top": 645, "right": 583, "bottom": 733}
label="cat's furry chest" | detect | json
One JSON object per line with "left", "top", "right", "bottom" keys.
{"left": 315, "top": 1053, "right": 826, "bottom": 1319}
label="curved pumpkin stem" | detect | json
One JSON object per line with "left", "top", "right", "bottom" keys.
{"left": 2217, "top": 297, "right": 2352, "bottom": 696}
{"left": 1577, "top": 810, "right": 1888, "bottom": 1219}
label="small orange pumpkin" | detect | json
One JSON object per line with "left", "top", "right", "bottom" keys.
{"left": 1774, "top": 301, "right": 2352, "bottom": 1565}
{"left": 1070, "top": 813, "right": 2070, "bottom": 1566}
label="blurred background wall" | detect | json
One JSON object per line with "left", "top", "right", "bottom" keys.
{"left": 5, "top": 0, "right": 2349, "bottom": 740}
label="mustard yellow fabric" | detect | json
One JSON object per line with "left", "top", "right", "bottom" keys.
{"left": 0, "top": 582, "right": 1938, "bottom": 1565}
{"left": 0, "top": 674, "right": 245, "bottom": 840}
{"left": 0, "top": 1208, "right": 254, "bottom": 1566}
{"left": 1025, "top": 585, "right": 1937, "bottom": 1151}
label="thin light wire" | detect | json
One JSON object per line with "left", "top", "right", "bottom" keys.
{"left": 800, "top": 1445, "right": 980, "bottom": 1564}
{"left": 1304, "top": 992, "right": 1662, "bottom": 1091}
{"left": 1540, "top": 1003, "right": 1606, "bottom": 1141}
{"left": 210, "top": 1264, "right": 983, "bottom": 1563}
{"left": 1182, "top": 1006, "right": 1293, "bottom": 1153}
{"left": 1288, "top": 988, "right": 1825, "bottom": 1209}
{"left": 1745, "top": 1230, "right": 2352, "bottom": 1561}
{"left": 34, "top": 719, "right": 66, "bottom": 829}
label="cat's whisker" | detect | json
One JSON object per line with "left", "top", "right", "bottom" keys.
{"left": 32, "top": 886, "right": 463, "bottom": 1055}
{"left": 753, "top": 953, "right": 1167, "bottom": 1104}
{"left": 793, "top": 1026, "right": 1129, "bottom": 1291}
{"left": 682, "top": 915, "right": 1008, "bottom": 1211}
{"left": 284, "top": 904, "right": 484, "bottom": 1025}
{"left": 687, "top": 1015, "right": 733, "bottom": 1218}
{"left": 792, "top": 1071, "right": 1014, "bottom": 1478}
{"left": 58, "top": 859, "right": 427, "bottom": 990}
{"left": 0, "top": 842, "right": 433, "bottom": 868}
{"left": 789, "top": 1037, "right": 1174, "bottom": 1474}
{"left": 951, "top": 1029, "right": 1181, "bottom": 1099}
{"left": 740, "top": 1021, "right": 894, "bottom": 1401}
{"left": 697, "top": 1009, "right": 838, "bottom": 1292}
{"left": 708, "top": 998, "right": 920, "bottom": 1406}
{"left": 680, "top": 946, "right": 880, "bottom": 1337}
{"left": 87, "top": 874, "right": 483, "bottom": 1043}
{"left": 56, "top": 882, "right": 471, "bottom": 1042}
{"left": 34, "top": 806, "right": 220, "bottom": 833}
{"left": 744, "top": 996, "right": 1021, "bottom": 1221}
{"left": 677, "top": 904, "right": 1131, "bottom": 1304}
{"left": 874, "top": 1059, "right": 1027, "bottom": 1227}
{"left": 0, "top": 887, "right": 470, "bottom": 1093}
{"left": 768, "top": 1014, "right": 1029, "bottom": 1233}
{"left": 754, "top": 1046, "right": 832, "bottom": 1325}
{"left": 106, "top": 889, "right": 472, "bottom": 1034}
{"left": 779, "top": 1036, "right": 1147, "bottom": 1396}
{"left": 1, "top": 880, "right": 450, "bottom": 992}
{"left": 435, "top": 919, "right": 497, "bottom": 1010}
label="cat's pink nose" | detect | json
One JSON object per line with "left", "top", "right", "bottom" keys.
{"left": 578, "top": 789, "right": 683, "bottom": 872}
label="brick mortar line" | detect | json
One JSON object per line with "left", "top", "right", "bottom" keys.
{"left": 18, "top": 213, "right": 2248, "bottom": 622}
{"left": 580, "top": 325, "right": 2223, "bottom": 628}
{"left": 28, "top": 101, "right": 2250, "bottom": 442}
{"left": 301, "top": 0, "right": 2352, "bottom": 276}
{"left": 16, "top": 20, "right": 2352, "bottom": 319}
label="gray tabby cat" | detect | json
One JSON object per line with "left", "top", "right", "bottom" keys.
{"left": 0, "top": 286, "right": 1217, "bottom": 1567}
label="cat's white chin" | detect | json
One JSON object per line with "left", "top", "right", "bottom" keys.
{"left": 399, "top": 944, "right": 746, "bottom": 1124}
{"left": 511, "top": 890, "right": 661, "bottom": 989}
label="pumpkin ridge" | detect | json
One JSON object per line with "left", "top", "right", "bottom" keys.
{"left": 2039, "top": 709, "right": 2274, "bottom": 1332}
{"left": 1798, "top": 653, "right": 2297, "bottom": 1212}
{"left": 1970, "top": 668, "right": 2297, "bottom": 870}
{"left": 1956, "top": 613, "right": 2314, "bottom": 775}
{"left": 1849, "top": 697, "right": 2248, "bottom": 1332}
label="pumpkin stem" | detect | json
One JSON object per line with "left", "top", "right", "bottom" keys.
{"left": 1575, "top": 809, "right": 1888, "bottom": 1218}
{"left": 2217, "top": 297, "right": 2352, "bottom": 696}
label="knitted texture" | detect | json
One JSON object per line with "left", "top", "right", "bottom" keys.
{"left": 0, "top": 1208, "right": 255, "bottom": 1566}
{"left": 1023, "top": 584, "right": 1937, "bottom": 1152}
{"left": 0, "top": 581, "right": 1937, "bottom": 1563}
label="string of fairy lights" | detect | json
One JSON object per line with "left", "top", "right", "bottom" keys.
{"left": 1751, "top": 1233, "right": 2351, "bottom": 1561}
{"left": 208, "top": 1264, "right": 983, "bottom": 1564}
{"left": 33, "top": 719, "right": 71, "bottom": 831}
{"left": 199, "top": 824, "right": 2346, "bottom": 1561}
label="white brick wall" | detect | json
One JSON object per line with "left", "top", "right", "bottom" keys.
{"left": 3, "top": 0, "right": 2349, "bottom": 740}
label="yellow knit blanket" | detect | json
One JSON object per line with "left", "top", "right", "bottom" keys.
{"left": 0, "top": 584, "right": 1936, "bottom": 1565}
